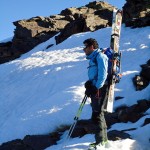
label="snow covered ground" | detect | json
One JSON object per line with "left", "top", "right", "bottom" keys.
{"left": 0, "top": 25, "right": 150, "bottom": 150}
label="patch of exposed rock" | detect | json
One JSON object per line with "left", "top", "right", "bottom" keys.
{"left": 55, "top": 1, "right": 114, "bottom": 44}
{"left": 133, "top": 59, "right": 150, "bottom": 91}
{"left": 123, "top": 0, "right": 150, "bottom": 27}
{"left": 0, "top": 1, "right": 114, "bottom": 64}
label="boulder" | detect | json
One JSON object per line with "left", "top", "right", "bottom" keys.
{"left": 0, "top": 139, "right": 33, "bottom": 150}
{"left": 140, "top": 59, "right": 150, "bottom": 81}
{"left": 133, "top": 60, "right": 150, "bottom": 91}
{"left": 0, "top": 1, "right": 114, "bottom": 64}
{"left": 142, "top": 118, "right": 150, "bottom": 126}
{"left": 56, "top": 1, "right": 114, "bottom": 44}
{"left": 23, "top": 134, "right": 58, "bottom": 150}
{"left": 117, "top": 99, "right": 150, "bottom": 123}
{"left": 0, "top": 132, "right": 60, "bottom": 150}
{"left": 123, "top": 0, "right": 150, "bottom": 27}
{"left": 133, "top": 75, "right": 149, "bottom": 91}
{"left": 107, "top": 130, "right": 131, "bottom": 141}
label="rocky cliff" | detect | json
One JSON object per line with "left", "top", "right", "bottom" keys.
{"left": 0, "top": 1, "right": 114, "bottom": 64}
{"left": 123, "top": 0, "right": 150, "bottom": 27}
{"left": 0, "top": 0, "right": 149, "bottom": 64}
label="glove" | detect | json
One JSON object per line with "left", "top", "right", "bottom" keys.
{"left": 85, "top": 88, "right": 91, "bottom": 97}
{"left": 85, "top": 85, "right": 98, "bottom": 97}
{"left": 84, "top": 80, "right": 92, "bottom": 97}
{"left": 84, "top": 80, "right": 92, "bottom": 89}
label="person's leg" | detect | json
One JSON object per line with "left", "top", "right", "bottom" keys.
{"left": 90, "top": 85, "right": 108, "bottom": 144}
{"left": 95, "top": 111, "right": 108, "bottom": 144}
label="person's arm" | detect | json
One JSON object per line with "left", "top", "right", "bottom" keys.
{"left": 95, "top": 54, "right": 108, "bottom": 89}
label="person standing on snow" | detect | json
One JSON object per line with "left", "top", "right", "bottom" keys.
{"left": 83, "top": 38, "right": 108, "bottom": 150}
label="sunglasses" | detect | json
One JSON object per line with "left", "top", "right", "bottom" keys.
{"left": 83, "top": 45, "right": 89, "bottom": 49}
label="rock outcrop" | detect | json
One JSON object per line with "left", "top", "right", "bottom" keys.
{"left": 0, "top": 1, "right": 114, "bottom": 64}
{"left": 0, "top": 15, "right": 70, "bottom": 64}
{"left": 0, "top": 0, "right": 150, "bottom": 64}
{"left": 55, "top": 2, "right": 114, "bottom": 44}
{"left": 133, "top": 59, "right": 150, "bottom": 91}
{"left": 123, "top": 0, "right": 150, "bottom": 27}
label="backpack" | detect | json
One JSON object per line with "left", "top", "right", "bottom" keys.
{"left": 94, "top": 47, "right": 122, "bottom": 83}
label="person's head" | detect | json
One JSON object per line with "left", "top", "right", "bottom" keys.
{"left": 83, "top": 38, "right": 99, "bottom": 55}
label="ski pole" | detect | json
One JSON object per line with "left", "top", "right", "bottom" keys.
{"left": 68, "top": 95, "right": 87, "bottom": 138}
{"left": 62, "top": 95, "right": 88, "bottom": 148}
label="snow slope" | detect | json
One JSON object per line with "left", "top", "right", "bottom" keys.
{"left": 0, "top": 25, "right": 150, "bottom": 150}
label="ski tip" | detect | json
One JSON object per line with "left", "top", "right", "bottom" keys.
{"left": 117, "top": 9, "right": 123, "bottom": 14}
{"left": 113, "top": 7, "right": 118, "bottom": 12}
{"left": 113, "top": 7, "right": 122, "bottom": 13}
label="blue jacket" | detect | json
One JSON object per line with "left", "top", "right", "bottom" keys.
{"left": 86, "top": 49, "right": 108, "bottom": 89}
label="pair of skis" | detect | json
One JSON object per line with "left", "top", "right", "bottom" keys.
{"left": 104, "top": 8, "right": 123, "bottom": 113}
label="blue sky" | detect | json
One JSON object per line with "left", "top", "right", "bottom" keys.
{"left": 0, "top": 0, "right": 125, "bottom": 41}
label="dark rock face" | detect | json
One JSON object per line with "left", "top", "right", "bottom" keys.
{"left": 0, "top": 42, "right": 16, "bottom": 64}
{"left": 0, "top": 133, "right": 60, "bottom": 150}
{"left": 107, "top": 99, "right": 150, "bottom": 125}
{"left": 0, "top": 139, "right": 33, "bottom": 150}
{"left": 23, "top": 134, "right": 58, "bottom": 150}
{"left": 0, "top": 129, "right": 130, "bottom": 150}
{"left": 141, "top": 59, "right": 150, "bottom": 81}
{"left": 0, "top": 15, "right": 69, "bottom": 64}
{"left": 56, "top": 2, "right": 114, "bottom": 44}
{"left": 12, "top": 16, "right": 69, "bottom": 53}
{"left": 133, "top": 75, "right": 149, "bottom": 91}
{"left": 123, "top": 0, "right": 150, "bottom": 27}
{"left": 117, "top": 99, "right": 150, "bottom": 123}
{"left": 133, "top": 60, "right": 150, "bottom": 91}
{"left": 0, "top": 1, "right": 114, "bottom": 64}
{"left": 142, "top": 118, "right": 150, "bottom": 126}
{"left": 107, "top": 130, "right": 131, "bottom": 141}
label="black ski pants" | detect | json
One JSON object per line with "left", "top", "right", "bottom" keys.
{"left": 90, "top": 84, "right": 108, "bottom": 144}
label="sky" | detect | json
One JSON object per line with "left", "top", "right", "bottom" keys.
{"left": 0, "top": 0, "right": 125, "bottom": 41}
{"left": 0, "top": 24, "right": 150, "bottom": 149}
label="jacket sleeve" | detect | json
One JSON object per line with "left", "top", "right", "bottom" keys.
{"left": 95, "top": 54, "right": 108, "bottom": 89}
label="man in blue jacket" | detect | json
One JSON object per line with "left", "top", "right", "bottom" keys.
{"left": 83, "top": 38, "right": 108, "bottom": 150}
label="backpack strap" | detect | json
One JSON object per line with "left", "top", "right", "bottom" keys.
{"left": 92, "top": 48, "right": 106, "bottom": 65}
{"left": 87, "top": 53, "right": 98, "bottom": 69}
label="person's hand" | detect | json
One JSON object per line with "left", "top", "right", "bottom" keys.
{"left": 85, "top": 85, "right": 98, "bottom": 97}
{"left": 84, "top": 80, "right": 92, "bottom": 88}
{"left": 85, "top": 80, "right": 93, "bottom": 97}
{"left": 85, "top": 88, "right": 91, "bottom": 97}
